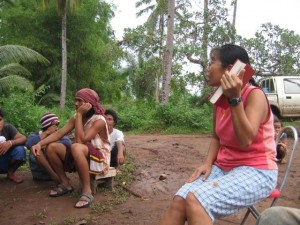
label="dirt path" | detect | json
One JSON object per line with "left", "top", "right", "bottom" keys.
{"left": 1, "top": 134, "right": 299, "bottom": 225}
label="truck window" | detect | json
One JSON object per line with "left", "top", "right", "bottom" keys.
{"left": 269, "top": 79, "right": 275, "bottom": 93}
{"left": 284, "top": 78, "right": 300, "bottom": 94}
{"left": 261, "top": 78, "right": 275, "bottom": 93}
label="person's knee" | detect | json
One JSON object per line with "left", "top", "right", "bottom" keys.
{"left": 46, "top": 142, "right": 64, "bottom": 153}
{"left": 45, "top": 145, "right": 54, "bottom": 159}
{"left": 169, "top": 196, "right": 186, "bottom": 213}
{"left": 11, "top": 146, "right": 26, "bottom": 160}
{"left": 186, "top": 193, "right": 200, "bottom": 210}
{"left": 71, "top": 143, "right": 87, "bottom": 158}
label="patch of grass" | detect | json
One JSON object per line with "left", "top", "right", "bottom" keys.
{"left": 160, "top": 126, "right": 210, "bottom": 134}
{"left": 48, "top": 216, "right": 92, "bottom": 225}
{"left": 284, "top": 120, "right": 300, "bottom": 128}
{"left": 48, "top": 222, "right": 59, "bottom": 225}
{"left": 281, "top": 121, "right": 300, "bottom": 137}
{"left": 110, "top": 186, "right": 130, "bottom": 205}
{"left": 33, "top": 207, "right": 48, "bottom": 220}
{"left": 62, "top": 216, "right": 77, "bottom": 225}
{"left": 91, "top": 201, "right": 111, "bottom": 214}
{"left": 91, "top": 186, "right": 130, "bottom": 214}
{"left": 115, "top": 153, "right": 138, "bottom": 185}
{"left": 91, "top": 152, "right": 138, "bottom": 214}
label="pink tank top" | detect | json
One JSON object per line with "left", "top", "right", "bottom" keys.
{"left": 214, "top": 86, "right": 278, "bottom": 171}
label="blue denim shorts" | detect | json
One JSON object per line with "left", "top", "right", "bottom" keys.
{"left": 0, "top": 146, "right": 26, "bottom": 172}
{"left": 176, "top": 165, "right": 278, "bottom": 222}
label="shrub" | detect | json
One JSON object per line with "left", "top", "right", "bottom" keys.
{"left": 157, "top": 102, "right": 213, "bottom": 133}
{"left": 109, "top": 98, "right": 213, "bottom": 134}
{"left": 0, "top": 91, "right": 73, "bottom": 135}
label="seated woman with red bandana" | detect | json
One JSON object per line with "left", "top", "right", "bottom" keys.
{"left": 31, "top": 88, "right": 111, "bottom": 208}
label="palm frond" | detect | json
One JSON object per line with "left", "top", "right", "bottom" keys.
{"left": 0, "top": 45, "right": 50, "bottom": 67}
{"left": 136, "top": 5, "right": 156, "bottom": 17}
{"left": 37, "top": 92, "right": 60, "bottom": 106}
{"left": 136, "top": 0, "right": 153, "bottom": 8}
{"left": 0, "top": 63, "right": 31, "bottom": 78}
{"left": 0, "top": 75, "right": 34, "bottom": 93}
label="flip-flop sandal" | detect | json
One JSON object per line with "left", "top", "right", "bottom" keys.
{"left": 49, "top": 184, "right": 73, "bottom": 197}
{"left": 74, "top": 193, "right": 94, "bottom": 208}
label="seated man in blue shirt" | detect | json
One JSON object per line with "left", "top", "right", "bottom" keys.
{"left": 26, "top": 113, "right": 72, "bottom": 192}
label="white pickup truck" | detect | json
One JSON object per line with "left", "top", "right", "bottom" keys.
{"left": 258, "top": 76, "right": 300, "bottom": 119}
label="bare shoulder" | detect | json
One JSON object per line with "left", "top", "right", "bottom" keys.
{"left": 247, "top": 88, "right": 267, "bottom": 105}
{"left": 246, "top": 88, "right": 269, "bottom": 122}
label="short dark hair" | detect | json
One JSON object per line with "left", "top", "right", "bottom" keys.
{"left": 0, "top": 108, "right": 5, "bottom": 118}
{"left": 105, "top": 108, "right": 118, "bottom": 124}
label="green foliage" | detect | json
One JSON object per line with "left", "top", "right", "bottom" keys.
{"left": 115, "top": 154, "right": 138, "bottom": 185}
{"left": 157, "top": 101, "right": 213, "bottom": 134}
{"left": 0, "top": 45, "right": 50, "bottom": 95}
{"left": 90, "top": 153, "right": 137, "bottom": 214}
{"left": 0, "top": 91, "right": 73, "bottom": 136}
{"left": 240, "top": 23, "right": 300, "bottom": 76}
{"left": 116, "top": 99, "right": 161, "bottom": 133}
{"left": 61, "top": 216, "right": 77, "bottom": 225}
{"left": 0, "top": 90, "right": 213, "bottom": 137}
{"left": 33, "top": 207, "right": 48, "bottom": 220}
{"left": 0, "top": 75, "right": 34, "bottom": 95}
{"left": 0, "top": 0, "right": 123, "bottom": 107}
{"left": 110, "top": 186, "right": 130, "bottom": 205}
{"left": 113, "top": 97, "right": 213, "bottom": 134}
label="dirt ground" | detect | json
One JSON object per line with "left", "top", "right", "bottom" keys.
{"left": 1, "top": 134, "right": 300, "bottom": 225}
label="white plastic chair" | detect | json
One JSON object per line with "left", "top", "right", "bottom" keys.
{"left": 240, "top": 125, "right": 299, "bottom": 225}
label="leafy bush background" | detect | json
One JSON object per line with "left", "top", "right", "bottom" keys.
{"left": 1, "top": 92, "right": 213, "bottom": 136}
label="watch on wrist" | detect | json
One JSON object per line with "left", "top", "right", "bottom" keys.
{"left": 228, "top": 97, "right": 242, "bottom": 106}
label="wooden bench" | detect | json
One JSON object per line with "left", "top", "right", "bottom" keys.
{"left": 90, "top": 167, "right": 116, "bottom": 194}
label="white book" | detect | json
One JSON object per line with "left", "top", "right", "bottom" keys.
{"left": 209, "top": 59, "right": 252, "bottom": 104}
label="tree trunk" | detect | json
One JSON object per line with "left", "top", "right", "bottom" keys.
{"left": 155, "top": 14, "right": 165, "bottom": 102}
{"left": 60, "top": 0, "right": 67, "bottom": 109}
{"left": 160, "top": 0, "right": 175, "bottom": 104}
{"left": 232, "top": 0, "right": 237, "bottom": 28}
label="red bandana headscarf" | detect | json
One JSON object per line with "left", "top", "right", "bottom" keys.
{"left": 75, "top": 88, "right": 105, "bottom": 115}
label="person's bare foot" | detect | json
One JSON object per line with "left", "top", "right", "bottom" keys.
{"left": 7, "top": 174, "right": 24, "bottom": 184}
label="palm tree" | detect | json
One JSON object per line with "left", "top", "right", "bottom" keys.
{"left": 40, "top": 0, "right": 80, "bottom": 109}
{"left": 56, "top": 0, "right": 80, "bottom": 109}
{"left": 59, "top": 0, "right": 68, "bottom": 109}
{"left": 0, "top": 45, "right": 49, "bottom": 94}
{"left": 136, "top": 0, "right": 169, "bottom": 102}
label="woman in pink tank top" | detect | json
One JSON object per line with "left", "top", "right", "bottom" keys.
{"left": 160, "top": 44, "right": 278, "bottom": 225}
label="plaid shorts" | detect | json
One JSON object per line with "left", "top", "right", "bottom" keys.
{"left": 176, "top": 165, "right": 278, "bottom": 222}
